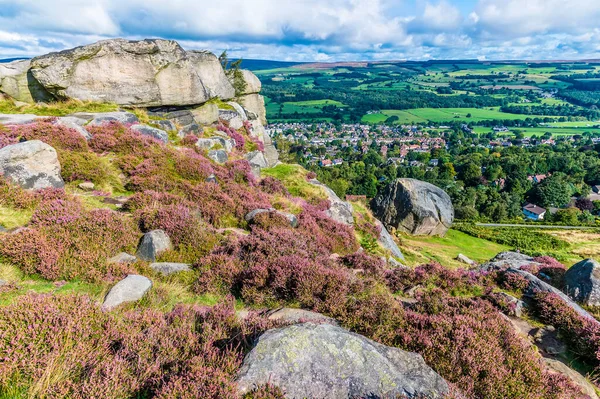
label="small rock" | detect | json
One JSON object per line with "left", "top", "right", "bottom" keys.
{"left": 84, "top": 111, "right": 140, "bottom": 127}
{"left": 309, "top": 179, "right": 354, "bottom": 225}
{"left": 78, "top": 181, "right": 95, "bottom": 191}
{"left": 388, "top": 257, "right": 407, "bottom": 268}
{"left": 564, "top": 259, "right": 600, "bottom": 306}
{"left": 531, "top": 326, "right": 567, "bottom": 356}
{"left": 150, "top": 262, "right": 191, "bottom": 276}
{"left": 456, "top": 253, "right": 476, "bottom": 266}
{"left": 54, "top": 117, "right": 91, "bottom": 139}
{"left": 205, "top": 174, "right": 218, "bottom": 184}
{"left": 265, "top": 308, "right": 338, "bottom": 325}
{"left": 492, "top": 292, "right": 526, "bottom": 317}
{"left": 108, "top": 252, "right": 137, "bottom": 264}
{"left": 136, "top": 230, "right": 172, "bottom": 262}
{"left": 131, "top": 124, "right": 169, "bottom": 143}
{"left": 208, "top": 149, "right": 228, "bottom": 164}
{"left": 102, "top": 275, "right": 152, "bottom": 310}
{"left": 153, "top": 120, "right": 177, "bottom": 132}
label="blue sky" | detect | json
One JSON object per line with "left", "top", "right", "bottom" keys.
{"left": 0, "top": 0, "right": 599, "bottom": 62}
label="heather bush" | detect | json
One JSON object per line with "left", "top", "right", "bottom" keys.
{"left": 0, "top": 294, "right": 274, "bottom": 399}
{"left": 340, "top": 251, "right": 387, "bottom": 279}
{"left": 498, "top": 270, "right": 530, "bottom": 293}
{"left": 0, "top": 175, "right": 38, "bottom": 209}
{"left": 9, "top": 119, "right": 88, "bottom": 151}
{"left": 193, "top": 254, "right": 244, "bottom": 295}
{"left": 521, "top": 256, "right": 567, "bottom": 288}
{"left": 296, "top": 204, "right": 359, "bottom": 255}
{"left": 0, "top": 200, "right": 139, "bottom": 282}
{"left": 259, "top": 176, "right": 289, "bottom": 196}
{"left": 217, "top": 123, "right": 245, "bottom": 150}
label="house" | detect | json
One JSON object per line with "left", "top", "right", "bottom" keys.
{"left": 523, "top": 203, "right": 547, "bottom": 221}
{"left": 527, "top": 174, "right": 548, "bottom": 184}
{"left": 320, "top": 159, "right": 332, "bottom": 167}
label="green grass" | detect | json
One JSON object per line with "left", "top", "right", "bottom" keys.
{"left": 398, "top": 229, "right": 510, "bottom": 268}
{"left": 0, "top": 206, "right": 32, "bottom": 228}
{"left": 262, "top": 164, "right": 327, "bottom": 202}
{"left": 0, "top": 99, "right": 118, "bottom": 116}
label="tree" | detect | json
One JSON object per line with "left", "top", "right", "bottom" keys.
{"left": 531, "top": 173, "right": 572, "bottom": 208}
{"left": 219, "top": 51, "right": 247, "bottom": 97}
{"left": 575, "top": 198, "right": 594, "bottom": 212}
{"left": 460, "top": 162, "right": 483, "bottom": 187}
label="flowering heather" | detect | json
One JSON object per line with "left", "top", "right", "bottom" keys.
{"left": 9, "top": 119, "right": 88, "bottom": 151}
{"left": 181, "top": 133, "right": 199, "bottom": 147}
{"left": 296, "top": 203, "right": 359, "bottom": 255}
{"left": 259, "top": 176, "right": 289, "bottom": 196}
{"left": 173, "top": 148, "right": 214, "bottom": 181}
{"left": 88, "top": 122, "right": 160, "bottom": 156}
{"left": 124, "top": 190, "right": 195, "bottom": 212}
{"left": 217, "top": 123, "right": 245, "bottom": 150}
{"left": 0, "top": 175, "right": 38, "bottom": 209}
{"left": 0, "top": 294, "right": 274, "bottom": 398}
{"left": 30, "top": 198, "right": 84, "bottom": 227}
{"left": 340, "top": 251, "right": 387, "bottom": 279}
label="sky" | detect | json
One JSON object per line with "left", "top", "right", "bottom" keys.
{"left": 1, "top": 0, "right": 600, "bottom": 62}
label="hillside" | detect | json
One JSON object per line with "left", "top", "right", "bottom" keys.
{"left": 1, "top": 39, "right": 600, "bottom": 399}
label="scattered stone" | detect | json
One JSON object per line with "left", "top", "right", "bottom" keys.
{"left": 84, "top": 111, "right": 140, "bottom": 127}
{"left": 152, "top": 120, "right": 177, "bottom": 132}
{"left": 205, "top": 174, "right": 218, "bottom": 184}
{"left": 236, "top": 323, "right": 449, "bottom": 399}
{"left": 54, "top": 116, "right": 91, "bottom": 139}
{"left": 564, "top": 259, "right": 600, "bottom": 306}
{"left": 0, "top": 140, "right": 64, "bottom": 189}
{"left": 371, "top": 178, "right": 454, "bottom": 236}
{"left": 208, "top": 149, "right": 228, "bottom": 164}
{"left": 479, "top": 251, "right": 541, "bottom": 272}
{"left": 309, "top": 179, "right": 354, "bottom": 225}
{"left": 264, "top": 308, "right": 338, "bottom": 325}
{"left": 108, "top": 252, "right": 137, "bottom": 264}
{"left": 136, "top": 230, "right": 172, "bottom": 262}
{"left": 131, "top": 124, "right": 169, "bottom": 143}
{"left": 457, "top": 253, "right": 476, "bottom": 266}
{"left": 78, "top": 181, "right": 95, "bottom": 191}
{"left": 102, "top": 275, "right": 152, "bottom": 310}
{"left": 375, "top": 219, "right": 405, "bottom": 260}
{"left": 150, "top": 262, "right": 191, "bottom": 276}
{"left": 196, "top": 136, "right": 235, "bottom": 152}
{"left": 388, "top": 257, "right": 407, "bottom": 268}
{"left": 191, "top": 102, "right": 219, "bottom": 125}
{"left": 219, "top": 109, "right": 244, "bottom": 130}
{"left": 0, "top": 113, "right": 41, "bottom": 125}
{"left": 245, "top": 208, "right": 298, "bottom": 228}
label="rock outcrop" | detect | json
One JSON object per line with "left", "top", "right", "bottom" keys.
{"left": 236, "top": 323, "right": 449, "bottom": 399}
{"left": 309, "top": 179, "right": 354, "bottom": 225}
{"left": 371, "top": 178, "right": 454, "bottom": 236}
{"left": 149, "top": 262, "right": 191, "bottom": 276}
{"left": 375, "top": 219, "right": 405, "bottom": 260}
{"left": 0, "top": 59, "right": 53, "bottom": 103}
{"left": 28, "top": 39, "right": 235, "bottom": 106}
{"left": 564, "top": 259, "right": 600, "bottom": 306}
{"left": 0, "top": 140, "right": 64, "bottom": 189}
{"left": 102, "top": 274, "right": 152, "bottom": 310}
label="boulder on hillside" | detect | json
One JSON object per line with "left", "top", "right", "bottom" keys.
{"left": 479, "top": 251, "right": 541, "bottom": 272}
{"left": 136, "top": 230, "right": 172, "bottom": 262}
{"left": 544, "top": 358, "right": 600, "bottom": 399}
{"left": 131, "top": 124, "right": 169, "bottom": 143}
{"left": 0, "top": 140, "right": 64, "bottom": 189}
{"left": 102, "top": 274, "right": 152, "bottom": 310}
{"left": 564, "top": 259, "right": 600, "bottom": 306}
{"left": 239, "top": 94, "right": 267, "bottom": 125}
{"left": 219, "top": 109, "right": 244, "bottom": 130}
{"left": 79, "top": 111, "right": 140, "bottom": 127}
{"left": 236, "top": 323, "right": 449, "bottom": 399}
{"left": 375, "top": 219, "right": 405, "bottom": 261}
{"left": 149, "top": 262, "right": 191, "bottom": 276}
{"left": 245, "top": 150, "right": 268, "bottom": 177}
{"left": 29, "top": 39, "right": 235, "bottom": 106}
{"left": 196, "top": 136, "right": 235, "bottom": 153}
{"left": 309, "top": 179, "right": 354, "bottom": 225}
{"left": 108, "top": 252, "right": 137, "bottom": 264}
{"left": 504, "top": 268, "right": 596, "bottom": 320}
{"left": 54, "top": 116, "right": 91, "bottom": 139}
{"left": 191, "top": 103, "right": 219, "bottom": 125}
{"left": 239, "top": 70, "right": 262, "bottom": 95}
{"left": 372, "top": 178, "right": 454, "bottom": 236}
{"left": 457, "top": 253, "right": 476, "bottom": 266}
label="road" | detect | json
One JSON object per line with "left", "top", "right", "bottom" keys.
{"left": 475, "top": 223, "right": 596, "bottom": 230}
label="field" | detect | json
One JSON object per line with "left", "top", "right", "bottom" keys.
{"left": 248, "top": 59, "right": 600, "bottom": 133}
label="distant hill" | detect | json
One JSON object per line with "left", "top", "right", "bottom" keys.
{"left": 235, "top": 59, "right": 304, "bottom": 71}
{"left": 0, "top": 57, "right": 28, "bottom": 63}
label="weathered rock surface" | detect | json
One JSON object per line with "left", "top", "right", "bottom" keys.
{"left": 78, "top": 181, "right": 95, "bottom": 191}
{"left": 494, "top": 292, "right": 525, "bottom": 317}
{"left": 239, "top": 70, "right": 262, "bottom": 95}
{"left": 544, "top": 358, "right": 600, "bottom": 399}
{"left": 108, "top": 252, "right": 137, "bottom": 264}
{"left": 0, "top": 113, "right": 42, "bottom": 125}
{"left": 150, "top": 262, "right": 191, "bottom": 276}
{"left": 136, "top": 230, "right": 172, "bottom": 262}
{"left": 309, "top": 179, "right": 354, "bottom": 225}
{"left": 191, "top": 103, "right": 219, "bottom": 125}
{"left": 263, "top": 308, "right": 338, "bottom": 325}
{"left": 0, "top": 140, "right": 64, "bottom": 189}
{"left": 371, "top": 178, "right": 454, "bottom": 236}
{"left": 532, "top": 326, "right": 567, "bottom": 356}
{"left": 29, "top": 39, "right": 235, "bottom": 106}
{"left": 479, "top": 251, "right": 541, "bottom": 272}
{"left": 208, "top": 149, "right": 228, "bottom": 164}
{"left": 102, "top": 274, "right": 152, "bottom": 310}
{"left": 504, "top": 268, "right": 596, "bottom": 321}
{"left": 196, "top": 136, "right": 235, "bottom": 152}
{"left": 239, "top": 94, "right": 267, "bottom": 125}
{"left": 54, "top": 116, "right": 91, "bottom": 139}
{"left": 131, "top": 124, "right": 169, "bottom": 143}
{"left": 245, "top": 208, "right": 298, "bottom": 228}
{"left": 219, "top": 109, "right": 244, "bottom": 130}
{"left": 0, "top": 59, "right": 53, "bottom": 103}
{"left": 564, "top": 259, "right": 600, "bottom": 306}
{"left": 236, "top": 323, "right": 449, "bottom": 399}
{"left": 81, "top": 111, "right": 140, "bottom": 127}
{"left": 375, "top": 219, "right": 405, "bottom": 261}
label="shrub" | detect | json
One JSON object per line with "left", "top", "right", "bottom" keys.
{"left": 58, "top": 150, "right": 122, "bottom": 190}
{"left": 9, "top": 119, "right": 88, "bottom": 151}
{"left": 0, "top": 176, "right": 38, "bottom": 209}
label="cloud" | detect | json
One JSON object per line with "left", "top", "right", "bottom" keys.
{"left": 0, "top": 0, "right": 599, "bottom": 61}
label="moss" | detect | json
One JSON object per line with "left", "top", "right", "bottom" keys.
{"left": 205, "top": 97, "right": 235, "bottom": 110}
{"left": 0, "top": 98, "right": 118, "bottom": 116}
{"left": 0, "top": 206, "right": 33, "bottom": 229}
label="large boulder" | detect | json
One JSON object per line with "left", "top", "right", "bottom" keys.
{"left": 309, "top": 179, "right": 354, "bottom": 225}
{"left": 102, "top": 274, "right": 152, "bottom": 310}
{"left": 79, "top": 111, "right": 140, "bottom": 126}
{"left": 236, "top": 323, "right": 449, "bottom": 399}
{"left": 239, "top": 94, "right": 267, "bottom": 125}
{"left": 0, "top": 140, "right": 64, "bottom": 189}
{"left": 130, "top": 124, "right": 169, "bottom": 143}
{"left": 371, "top": 178, "right": 454, "bottom": 236}
{"left": 29, "top": 39, "right": 235, "bottom": 106}
{"left": 479, "top": 251, "right": 541, "bottom": 272}
{"left": 239, "top": 70, "right": 262, "bottom": 95}
{"left": 375, "top": 219, "right": 405, "bottom": 261}
{"left": 191, "top": 102, "right": 219, "bottom": 125}
{"left": 564, "top": 259, "right": 600, "bottom": 306}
